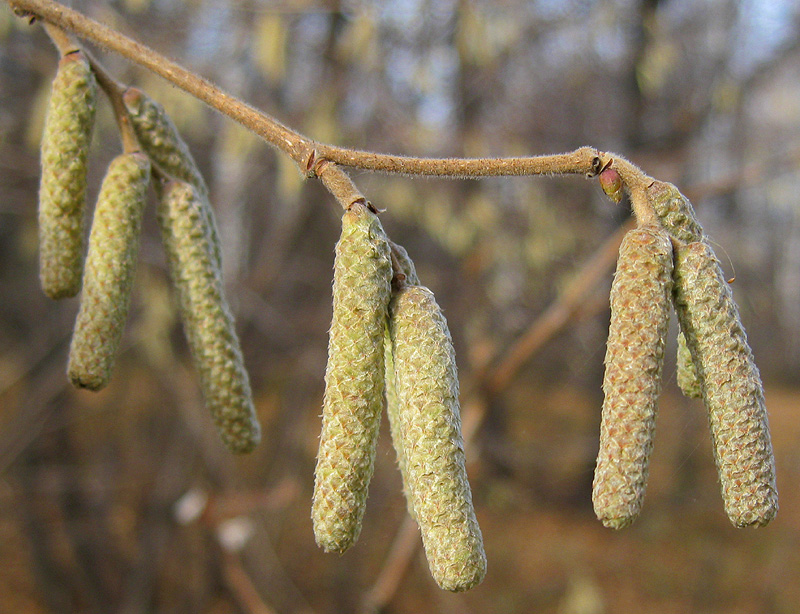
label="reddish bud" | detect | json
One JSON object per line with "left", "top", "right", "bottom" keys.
{"left": 599, "top": 167, "right": 623, "bottom": 203}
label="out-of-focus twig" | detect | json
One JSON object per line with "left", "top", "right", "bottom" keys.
{"left": 360, "top": 515, "right": 421, "bottom": 614}
{"left": 222, "top": 552, "right": 278, "bottom": 614}
{"left": 482, "top": 221, "right": 632, "bottom": 394}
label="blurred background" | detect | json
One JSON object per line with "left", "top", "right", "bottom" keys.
{"left": 2, "top": 0, "right": 800, "bottom": 612}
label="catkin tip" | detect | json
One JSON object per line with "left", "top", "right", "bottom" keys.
{"left": 122, "top": 87, "right": 144, "bottom": 115}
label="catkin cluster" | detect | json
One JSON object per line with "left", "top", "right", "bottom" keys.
{"left": 594, "top": 178, "right": 777, "bottom": 529}
{"left": 36, "top": 45, "right": 260, "bottom": 454}
{"left": 312, "top": 204, "right": 486, "bottom": 591}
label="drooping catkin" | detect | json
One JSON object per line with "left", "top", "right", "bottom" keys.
{"left": 38, "top": 51, "right": 97, "bottom": 299}
{"left": 312, "top": 203, "right": 392, "bottom": 553}
{"left": 384, "top": 241, "right": 421, "bottom": 518}
{"left": 390, "top": 284, "right": 486, "bottom": 592}
{"left": 157, "top": 180, "right": 260, "bottom": 454}
{"left": 68, "top": 153, "right": 151, "bottom": 391}
{"left": 672, "top": 241, "right": 778, "bottom": 527}
{"left": 123, "top": 87, "right": 221, "bottom": 268}
{"left": 676, "top": 330, "right": 702, "bottom": 399}
{"left": 593, "top": 226, "right": 673, "bottom": 529}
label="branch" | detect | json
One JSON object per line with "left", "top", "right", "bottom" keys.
{"left": 7, "top": 0, "right": 654, "bottom": 192}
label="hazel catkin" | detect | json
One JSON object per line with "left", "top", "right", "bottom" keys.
{"left": 672, "top": 240, "right": 777, "bottom": 527}
{"left": 123, "top": 88, "right": 207, "bottom": 195}
{"left": 646, "top": 180, "right": 704, "bottom": 244}
{"left": 390, "top": 284, "right": 486, "bottom": 592}
{"left": 312, "top": 203, "right": 393, "bottom": 553}
{"left": 157, "top": 180, "right": 260, "bottom": 454}
{"left": 123, "top": 87, "right": 221, "bottom": 268}
{"left": 38, "top": 51, "right": 98, "bottom": 299}
{"left": 68, "top": 152, "right": 151, "bottom": 391}
{"left": 384, "top": 240, "right": 422, "bottom": 517}
{"left": 593, "top": 226, "right": 673, "bottom": 529}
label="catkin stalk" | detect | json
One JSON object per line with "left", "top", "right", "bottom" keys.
{"left": 390, "top": 284, "right": 486, "bottom": 592}
{"left": 38, "top": 51, "right": 97, "bottom": 299}
{"left": 312, "top": 203, "right": 392, "bottom": 553}
{"left": 68, "top": 152, "right": 151, "bottom": 390}
{"left": 593, "top": 226, "right": 673, "bottom": 529}
{"left": 673, "top": 241, "right": 778, "bottom": 527}
{"left": 157, "top": 180, "right": 260, "bottom": 454}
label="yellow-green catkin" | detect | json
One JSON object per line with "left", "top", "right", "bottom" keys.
{"left": 676, "top": 330, "right": 702, "bottom": 398}
{"left": 646, "top": 180, "right": 704, "bottom": 244}
{"left": 673, "top": 241, "right": 777, "bottom": 527}
{"left": 157, "top": 180, "right": 260, "bottom": 454}
{"left": 593, "top": 226, "right": 674, "bottom": 529}
{"left": 384, "top": 241, "right": 421, "bottom": 518}
{"left": 122, "top": 88, "right": 207, "bottom": 195}
{"left": 123, "top": 87, "right": 221, "bottom": 268}
{"left": 312, "top": 203, "right": 392, "bottom": 553}
{"left": 68, "top": 153, "right": 151, "bottom": 390}
{"left": 646, "top": 181, "right": 706, "bottom": 395}
{"left": 38, "top": 51, "right": 97, "bottom": 299}
{"left": 390, "top": 284, "right": 486, "bottom": 592}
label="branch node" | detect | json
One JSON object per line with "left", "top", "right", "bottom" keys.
{"left": 305, "top": 149, "right": 317, "bottom": 178}
{"left": 588, "top": 155, "right": 605, "bottom": 178}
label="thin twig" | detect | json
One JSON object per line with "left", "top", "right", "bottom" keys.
{"left": 315, "top": 161, "right": 368, "bottom": 211}
{"left": 41, "top": 20, "right": 77, "bottom": 54}
{"left": 8, "top": 0, "right": 647, "bottom": 190}
{"left": 315, "top": 144, "right": 608, "bottom": 179}
{"left": 360, "top": 515, "right": 421, "bottom": 614}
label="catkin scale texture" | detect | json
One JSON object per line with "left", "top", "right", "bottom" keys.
{"left": 390, "top": 285, "right": 486, "bottom": 592}
{"left": 676, "top": 330, "right": 703, "bottom": 398}
{"left": 593, "top": 227, "right": 673, "bottom": 529}
{"left": 68, "top": 153, "right": 151, "bottom": 390}
{"left": 38, "top": 52, "right": 97, "bottom": 299}
{"left": 123, "top": 88, "right": 208, "bottom": 195}
{"left": 673, "top": 241, "right": 777, "bottom": 527}
{"left": 647, "top": 180, "right": 704, "bottom": 244}
{"left": 312, "top": 204, "right": 392, "bottom": 553}
{"left": 157, "top": 181, "right": 260, "bottom": 454}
